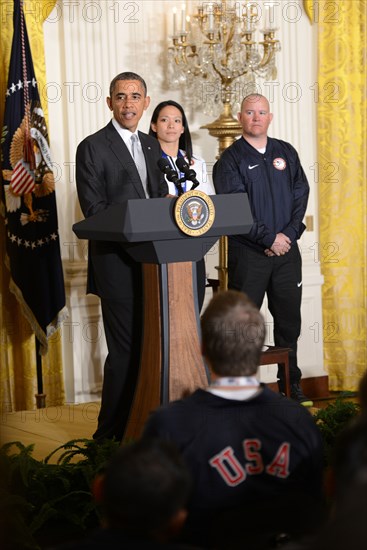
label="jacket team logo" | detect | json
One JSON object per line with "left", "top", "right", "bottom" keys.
{"left": 273, "top": 158, "right": 287, "bottom": 170}
{"left": 174, "top": 190, "right": 215, "bottom": 236}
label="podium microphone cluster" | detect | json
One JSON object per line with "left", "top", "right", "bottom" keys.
{"left": 175, "top": 157, "right": 200, "bottom": 191}
{"left": 157, "top": 158, "right": 184, "bottom": 196}
{"left": 157, "top": 157, "right": 200, "bottom": 195}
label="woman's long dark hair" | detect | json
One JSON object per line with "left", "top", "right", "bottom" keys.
{"left": 149, "top": 100, "right": 193, "bottom": 164}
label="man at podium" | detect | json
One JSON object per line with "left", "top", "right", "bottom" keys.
{"left": 75, "top": 72, "right": 167, "bottom": 442}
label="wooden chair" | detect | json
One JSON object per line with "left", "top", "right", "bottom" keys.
{"left": 260, "top": 346, "right": 291, "bottom": 397}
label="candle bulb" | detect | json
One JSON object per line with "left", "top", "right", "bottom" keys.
{"left": 209, "top": 12, "right": 214, "bottom": 29}
{"left": 269, "top": 4, "right": 275, "bottom": 29}
{"left": 264, "top": 3, "right": 275, "bottom": 29}
{"left": 173, "top": 7, "right": 177, "bottom": 35}
{"left": 207, "top": 2, "right": 214, "bottom": 30}
{"left": 264, "top": 5, "right": 269, "bottom": 29}
{"left": 186, "top": 15, "right": 191, "bottom": 34}
{"left": 181, "top": 3, "right": 186, "bottom": 32}
{"left": 244, "top": 3, "right": 253, "bottom": 32}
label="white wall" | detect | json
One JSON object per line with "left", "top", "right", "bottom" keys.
{"left": 43, "top": 0, "right": 325, "bottom": 402}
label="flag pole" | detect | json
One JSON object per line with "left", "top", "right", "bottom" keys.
{"left": 35, "top": 337, "right": 46, "bottom": 408}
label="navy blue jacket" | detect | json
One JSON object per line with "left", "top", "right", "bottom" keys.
{"left": 213, "top": 136, "right": 309, "bottom": 252}
{"left": 143, "top": 387, "right": 324, "bottom": 547}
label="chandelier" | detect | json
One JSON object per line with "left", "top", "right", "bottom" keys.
{"left": 167, "top": 1, "right": 281, "bottom": 290}
{"left": 168, "top": 1, "right": 281, "bottom": 120}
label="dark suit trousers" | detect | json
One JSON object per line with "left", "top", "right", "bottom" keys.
{"left": 94, "top": 295, "right": 143, "bottom": 441}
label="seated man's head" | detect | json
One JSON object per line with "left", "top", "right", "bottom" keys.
{"left": 99, "top": 438, "right": 192, "bottom": 541}
{"left": 201, "top": 290, "right": 265, "bottom": 377}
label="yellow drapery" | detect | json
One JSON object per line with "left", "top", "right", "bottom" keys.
{"left": 317, "top": 0, "right": 367, "bottom": 389}
{"left": 303, "top": 0, "right": 314, "bottom": 23}
{"left": 0, "top": 0, "right": 65, "bottom": 412}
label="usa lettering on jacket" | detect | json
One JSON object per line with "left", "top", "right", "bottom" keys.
{"left": 209, "top": 439, "right": 290, "bottom": 486}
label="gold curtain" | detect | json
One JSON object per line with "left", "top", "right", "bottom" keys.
{"left": 0, "top": 0, "right": 65, "bottom": 412}
{"left": 303, "top": 0, "right": 314, "bottom": 23}
{"left": 317, "top": 0, "right": 367, "bottom": 389}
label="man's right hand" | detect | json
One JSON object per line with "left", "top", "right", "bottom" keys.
{"left": 269, "top": 233, "right": 291, "bottom": 256}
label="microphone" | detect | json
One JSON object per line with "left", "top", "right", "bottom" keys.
{"left": 157, "top": 158, "right": 184, "bottom": 195}
{"left": 175, "top": 157, "right": 200, "bottom": 190}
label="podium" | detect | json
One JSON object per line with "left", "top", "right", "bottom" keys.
{"left": 73, "top": 194, "right": 253, "bottom": 439}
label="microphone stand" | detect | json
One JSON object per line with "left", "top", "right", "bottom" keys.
{"left": 173, "top": 176, "right": 187, "bottom": 196}
{"left": 175, "top": 158, "right": 201, "bottom": 192}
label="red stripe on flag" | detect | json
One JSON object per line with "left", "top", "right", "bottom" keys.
{"left": 10, "top": 159, "right": 35, "bottom": 195}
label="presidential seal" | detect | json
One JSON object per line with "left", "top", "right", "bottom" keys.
{"left": 174, "top": 190, "right": 215, "bottom": 236}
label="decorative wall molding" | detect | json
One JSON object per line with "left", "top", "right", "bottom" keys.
{"left": 62, "top": 260, "right": 106, "bottom": 402}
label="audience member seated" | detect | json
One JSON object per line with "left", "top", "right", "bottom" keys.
{"left": 300, "top": 412, "right": 367, "bottom": 550}
{"left": 51, "top": 438, "right": 196, "bottom": 549}
{"left": 283, "top": 374, "right": 367, "bottom": 550}
{"left": 143, "top": 290, "right": 326, "bottom": 549}
{"left": 358, "top": 368, "right": 367, "bottom": 411}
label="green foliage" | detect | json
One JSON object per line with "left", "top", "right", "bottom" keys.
{"left": 0, "top": 438, "right": 120, "bottom": 550}
{"left": 313, "top": 395, "right": 361, "bottom": 466}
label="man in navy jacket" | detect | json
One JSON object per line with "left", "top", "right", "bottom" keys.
{"left": 213, "top": 93, "right": 311, "bottom": 405}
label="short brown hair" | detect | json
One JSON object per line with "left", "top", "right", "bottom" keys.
{"left": 201, "top": 290, "right": 265, "bottom": 376}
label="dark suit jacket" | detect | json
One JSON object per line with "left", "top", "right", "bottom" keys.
{"left": 76, "top": 121, "right": 168, "bottom": 300}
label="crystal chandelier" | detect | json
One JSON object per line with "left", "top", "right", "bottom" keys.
{"left": 168, "top": 1, "right": 281, "bottom": 120}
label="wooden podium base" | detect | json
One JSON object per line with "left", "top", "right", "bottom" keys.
{"left": 124, "top": 262, "right": 209, "bottom": 440}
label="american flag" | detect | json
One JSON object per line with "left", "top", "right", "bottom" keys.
{"left": 1, "top": 0, "right": 67, "bottom": 352}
